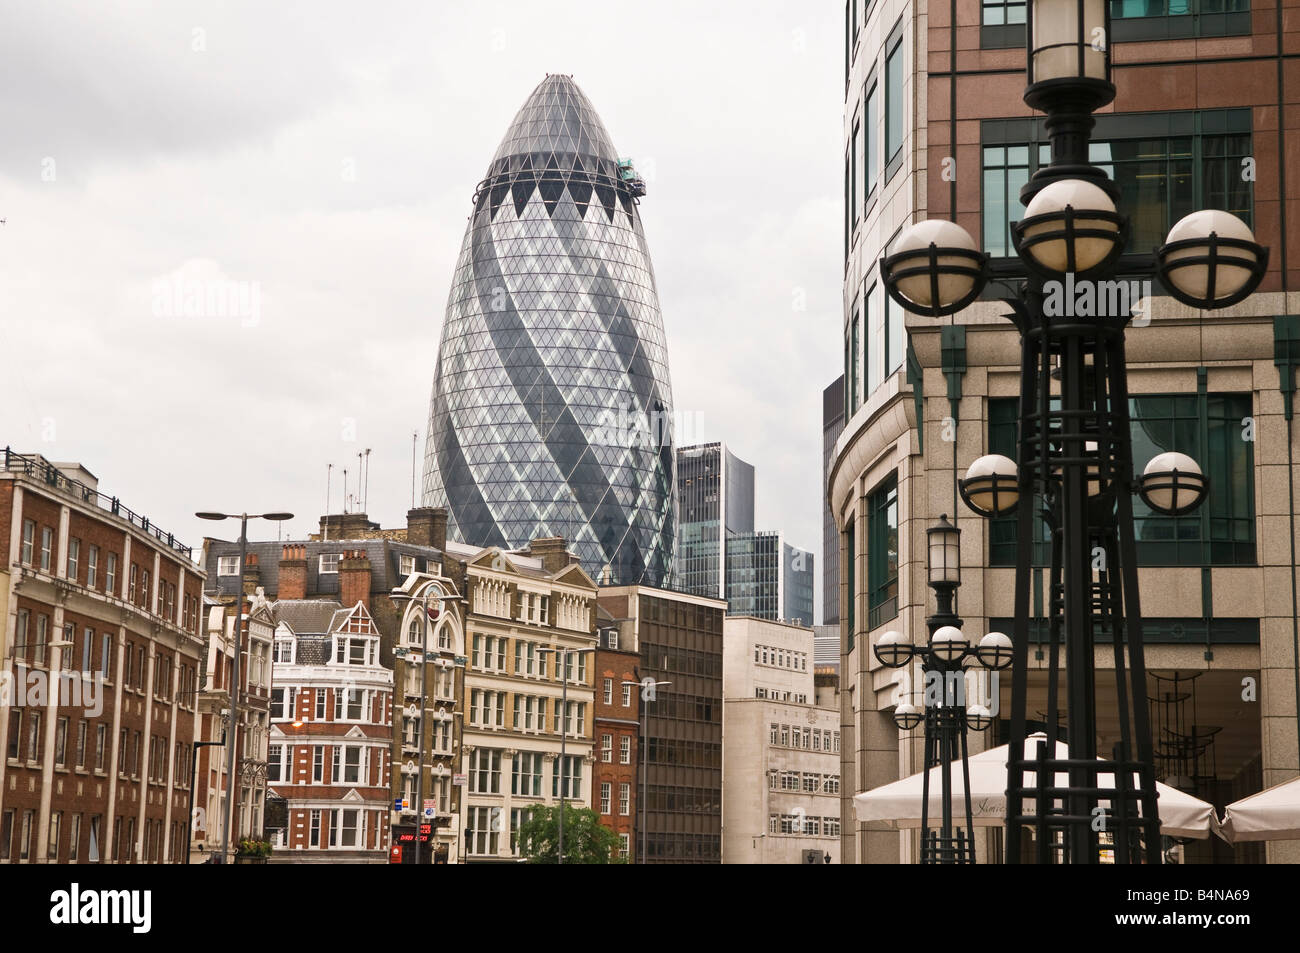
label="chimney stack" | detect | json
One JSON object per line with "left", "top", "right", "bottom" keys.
{"left": 278, "top": 544, "right": 308, "bottom": 600}
{"left": 319, "top": 512, "right": 377, "bottom": 541}
{"left": 406, "top": 507, "right": 448, "bottom": 551}
{"left": 526, "top": 536, "right": 576, "bottom": 575}
{"left": 242, "top": 551, "right": 261, "bottom": 596}
{"left": 340, "top": 549, "right": 373, "bottom": 611}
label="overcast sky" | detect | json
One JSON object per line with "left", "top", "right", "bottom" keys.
{"left": 0, "top": 1, "right": 842, "bottom": 618}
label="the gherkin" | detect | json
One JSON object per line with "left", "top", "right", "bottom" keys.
{"left": 422, "top": 75, "right": 676, "bottom": 586}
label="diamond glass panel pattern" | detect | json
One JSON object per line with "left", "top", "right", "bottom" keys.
{"left": 423, "top": 75, "right": 676, "bottom": 586}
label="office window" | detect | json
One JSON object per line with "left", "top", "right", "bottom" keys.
{"left": 333, "top": 809, "right": 359, "bottom": 847}
{"left": 885, "top": 295, "right": 905, "bottom": 379}
{"left": 884, "top": 25, "right": 905, "bottom": 178}
{"left": 603, "top": 678, "right": 613, "bottom": 704}
{"left": 95, "top": 725, "right": 107, "bottom": 771}
{"left": 6, "top": 711, "right": 19, "bottom": 762}
{"left": 619, "top": 832, "right": 630, "bottom": 860}
{"left": 511, "top": 752, "right": 544, "bottom": 797}
{"left": 621, "top": 683, "right": 633, "bottom": 707}
{"left": 849, "top": 303, "right": 860, "bottom": 414}
{"left": 1111, "top": 0, "right": 1250, "bottom": 39}
{"left": 67, "top": 538, "right": 80, "bottom": 580}
{"left": 315, "top": 689, "right": 327, "bottom": 720}
{"left": 86, "top": 545, "right": 99, "bottom": 589}
{"left": 21, "top": 519, "right": 35, "bottom": 565}
{"left": 1131, "top": 393, "right": 1255, "bottom": 564}
{"left": 770, "top": 723, "right": 779, "bottom": 745}
{"left": 75, "top": 722, "right": 87, "bottom": 768}
{"left": 55, "top": 717, "right": 68, "bottom": 767}
{"left": 619, "top": 783, "right": 631, "bottom": 815}
{"left": 309, "top": 810, "right": 321, "bottom": 847}
{"left": 600, "top": 782, "right": 612, "bottom": 814}
{"left": 982, "top": 0, "right": 1027, "bottom": 24}
{"left": 318, "top": 553, "right": 341, "bottom": 574}
{"left": 467, "top": 806, "right": 500, "bottom": 855}
{"left": 850, "top": 116, "right": 860, "bottom": 234}
{"left": 399, "top": 554, "right": 416, "bottom": 577}
{"left": 510, "top": 807, "right": 532, "bottom": 856}
{"left": 38, "top": 527, "right": 53, "bottom": 572}
{"left": 26, "top": 712, "right": 42, "bottom": 762}
{"left": 982, "top": 112, "right": 1251, "bottom": 259}
{"left": 106, "top": 553, "right": 117, "bottom": 594}
{"left": 470, "top": 748, "right": 502, "bottom": 794}
{"left": 867, "top": 475, "right": 899, "bottom": 629}
{"left": 551, "top": 755, "right": 581, "bottom": 799}
{"left": 20, "top": 810, "right": 33, "bottom": 860}
{"left": 217, "top": 556, "right": 239, "bottom": 577}
{"left": 619, "top": 736, "right": 632, "bottom": 764}
{"left": 865, "top": 78, "right": 879, "bottom": 200}
{"left": 312, "top": 745, "right": 324, "bottom": 783}
{"left": 601, "top": 733, "right": 613, "bottom": 763}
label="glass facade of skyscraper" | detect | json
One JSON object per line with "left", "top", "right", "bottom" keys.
{"left": 423, "top": 75, "right": 676, "bottom": 587}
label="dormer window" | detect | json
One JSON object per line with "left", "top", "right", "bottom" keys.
{"left": 319, "top": 553, "right": 341, "bottom": 574}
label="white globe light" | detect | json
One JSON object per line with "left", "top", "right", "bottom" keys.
{"left": 966, "top": 704, "right": 994, "bottom": 731}
{"left": 873, "top": 629, "right": 911, "bottom": 668}
{"left": 929, "top": 625, "right": 969, "bottom": 664}
{"left": 1020, "top": 179, "right": 1120, "bottom": 274}
{"left": 976, "top": 631, "right": 1014, "bottom": 670}
{"left": 1140, "top": 451, "right": 1206, "bottom": 515}
{"left": 1161, "top": 210, "right": 1259, "bottom": 304}
{"left": 960, "top": 454, "right": 1019, "bottom": 517}
{"left": 894, "top": 702, "right": 924, "bottom": 731}
{"left": 889, "top": 219, "right": 980, "bottom": 309}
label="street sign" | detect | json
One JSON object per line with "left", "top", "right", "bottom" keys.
{"left": 424, "top": 799, "right": 435, "bottom": 817}
{"left": 394, "top": 798, "right": 405, "bottom": 812}
{"left": 390, "top": 845, "right": 403, "bottom": 864}
{"left": 452, "top": 773, "right": 467, "bottom": 786}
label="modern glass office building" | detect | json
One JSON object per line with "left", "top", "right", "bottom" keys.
{"left": 422, "top": 74, "right": 676, "bottom": 587}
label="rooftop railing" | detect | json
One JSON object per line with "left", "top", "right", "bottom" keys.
{"left": 3, "top": 446, "right": 194, "bottom": 558}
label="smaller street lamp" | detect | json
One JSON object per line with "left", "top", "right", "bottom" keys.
{"left": 195, "top": 509, "right": 292, "bottom": 865}
{"left": 624, "top": 677, "right": 670, "bottom": 864}
{"left": 1156, "top": 210, "right": 1269, "bottom": 309}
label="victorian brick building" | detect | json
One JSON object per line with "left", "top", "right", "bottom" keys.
{"left": 1, "top": 450, "right": 205, "bottom": 864}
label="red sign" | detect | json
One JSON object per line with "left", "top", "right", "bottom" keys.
{"left": 427, "top": 603, "right": 441, "bottom": 622}
{"left": 390, "top": 845, "right": 403, "bottom": 864}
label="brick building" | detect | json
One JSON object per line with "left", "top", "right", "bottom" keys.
{"left": 598, "top": 586, "right": 726, "bottom": 864}
{"left": 266, "top": 597, "right": 393, "bottom": 861}
{"left": 1, "top": 450, "right": 204, "bottom": 864}
{"left": 592, "top": 605, "right": 639, "bottom": 861}
{"left": 204, "top": 507, "right": 466, "bottom": 862}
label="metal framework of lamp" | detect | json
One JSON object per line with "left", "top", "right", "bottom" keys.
{"left": 878, "top": 0, "right": 1266, "bottom": 866}
{"left": 880, "top": 220, "right": 989, "bottom": 317}
{"left": 871, "top": 515, "right": 1010, "bottom": 863}
{"left": 195, "top": 510, "right": 292, "bottom": 865}
{"left": 390, "top": 582, "right": 466, "bottom": 866}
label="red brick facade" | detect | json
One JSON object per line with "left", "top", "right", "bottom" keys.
{"left": 1, "top": 455, "right": 204, "bottom": 864}
{"left": 592, "top": 645, "right": 639, "bottom": 861}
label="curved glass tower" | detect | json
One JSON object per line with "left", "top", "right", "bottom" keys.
{"left": 423, "top": 75, "right": 675, "bottom": 586}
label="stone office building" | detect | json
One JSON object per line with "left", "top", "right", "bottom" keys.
{"left": 1, "top": 451, "right": 205, "bottom": 864}
{"left": 722, "top": 616, "right": 841, "bottom": 864}
{"left": 833, "top": 0, "right": 1300, "bottom": 863}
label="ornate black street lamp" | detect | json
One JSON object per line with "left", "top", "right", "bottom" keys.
{"left": 879, "top": 0, "right": 1266, "bottom": 864}
{"left": 873, "top": 516, "right": 1012, "bottom": 863}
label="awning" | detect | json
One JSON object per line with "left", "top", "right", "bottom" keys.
{"left": 1215, "top": 775, "right": 1300, "bottom": 843}
{"left": 853, "top": 733, "right": 1214, "bottom": 839}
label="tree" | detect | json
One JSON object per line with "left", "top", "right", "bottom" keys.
{"left": 517, "top": 803, "right": 623, "bottom": 864}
